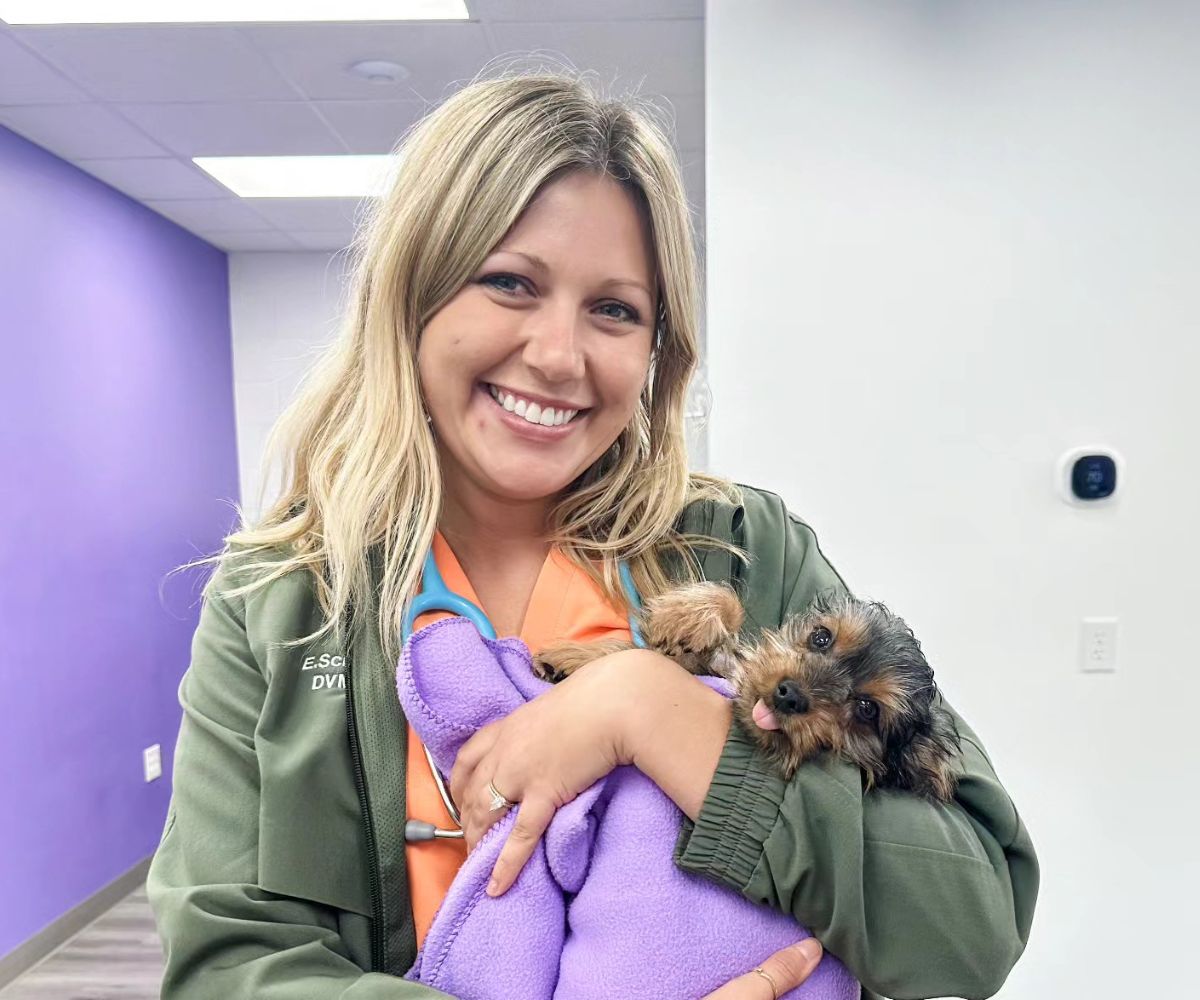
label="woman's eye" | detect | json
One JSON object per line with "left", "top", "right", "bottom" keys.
{"left": 480, "top": 273, "right": 528, "bottom": 295}
{"left": 854, "top": 699, "right": 879, "bottom": 724}
{"left": 809, "top": 626, "right": 833, "bottom": 650}
{"left": 482, "top": 274, "right": 643, "bottom": 326}
{"left": 595, "top": 300, "right": 640, "bottom": 323}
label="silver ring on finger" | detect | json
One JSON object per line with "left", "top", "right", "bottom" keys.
{"left": 486, "top": 779, "right": 515, "bottom": 813}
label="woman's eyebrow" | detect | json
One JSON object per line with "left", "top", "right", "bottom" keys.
{"left": 494, "top": 249, "right": 652, "bottom": 299}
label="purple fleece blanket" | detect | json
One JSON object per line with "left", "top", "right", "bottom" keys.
{"left": 397, "top": 617, "right": 857, "bottom": 1000}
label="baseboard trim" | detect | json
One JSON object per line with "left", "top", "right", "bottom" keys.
{"left": 0, "top": 856, "right": 153, "bottom": 990}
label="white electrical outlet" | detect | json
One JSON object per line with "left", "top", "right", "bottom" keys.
{"left": 1080, "top": 618, "right": 1118, "bottom": 673}
{"left": 143, "top": 743, "right": 162, "bottom": 782}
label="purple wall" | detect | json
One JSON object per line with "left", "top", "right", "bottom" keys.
{"left": 0, "top": 126, "right": 239, "bottom": 957}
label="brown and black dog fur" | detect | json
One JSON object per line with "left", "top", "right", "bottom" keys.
{"left": 534, "top": 583, "right": 961, "bottom": 801}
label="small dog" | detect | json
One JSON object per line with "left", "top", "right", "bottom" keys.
{"left": 534, "top": 583, "right": 961, "bottom": 801}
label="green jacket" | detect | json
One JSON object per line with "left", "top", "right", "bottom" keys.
{"left": 148, "top": 485, "right": 1037, "bottom": 1000}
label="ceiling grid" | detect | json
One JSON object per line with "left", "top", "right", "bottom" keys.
{"left": 0, "top": 1, "right": 704, "bottom": 251}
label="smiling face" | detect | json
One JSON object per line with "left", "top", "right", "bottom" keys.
{"left": 418, "top": 170, "right": 657, "bottom": 508}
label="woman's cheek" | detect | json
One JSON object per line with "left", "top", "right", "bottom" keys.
{"left": 602, "top": 339, "right": 652, "bottom": 395}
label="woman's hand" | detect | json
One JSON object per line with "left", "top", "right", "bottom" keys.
{"left": 450, "top": 646, "right": 733, "bottom": 896}
{"left": 702, "top": 939, "right": 824, "bottom": 999}
{"left": 449, "top": 649, "right": 641, "bottom": 894}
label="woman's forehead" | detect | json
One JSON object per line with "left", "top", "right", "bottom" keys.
{"left": 491, "top": 172, "right": 656, "bottom": 290}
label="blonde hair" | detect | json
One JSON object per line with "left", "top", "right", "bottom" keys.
{"left": 180, "top": 69, "right": 738, "bottom": 665}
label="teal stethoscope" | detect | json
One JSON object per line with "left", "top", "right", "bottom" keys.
{"left": 401, "top": 547, "right": 646, "bottom": 844}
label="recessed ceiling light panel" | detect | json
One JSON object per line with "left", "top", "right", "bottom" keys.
{"left": 193, "top": 155, "right": 397, "bottom": 198}
{"left": 0, "top": 1, "right": 469, "bottom": 25}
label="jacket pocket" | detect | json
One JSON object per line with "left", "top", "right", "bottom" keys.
{"left": 256, "top": 667, "right": 374, "bottom": 917}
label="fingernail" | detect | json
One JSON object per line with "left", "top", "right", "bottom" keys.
{"left": 798, "top": 938, "right": 822, "bottom": 963}
{"left": 486, "top": 878, "right": 499, "bottom": 897}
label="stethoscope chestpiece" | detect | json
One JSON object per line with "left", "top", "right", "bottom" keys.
{"left": 405, "top": 819, "right": 465, "bottom": 842}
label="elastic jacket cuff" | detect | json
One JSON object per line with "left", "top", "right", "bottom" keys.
{"left": 674, "top": 718, "right": 787, "bottom": 891}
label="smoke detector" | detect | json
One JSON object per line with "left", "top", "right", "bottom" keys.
{"left": 348, "top": 60, "right": 410, "bottom": 85}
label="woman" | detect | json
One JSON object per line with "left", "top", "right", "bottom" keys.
{"left": 149, "top": 72, "right": 1038, "bottom": 1000}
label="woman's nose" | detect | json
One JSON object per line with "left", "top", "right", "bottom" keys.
{"left": 522, "top": 303, "right": 585, "bottom": 383}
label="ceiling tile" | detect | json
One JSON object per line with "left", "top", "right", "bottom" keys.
{"left": 0, "top": 29, "right": 90, "bottom": 104}
{"left": 313, "top": 100, "right": 427, "bottom": 154}
{"left": 198, "top": 230, "right": 303, "bottom": 252}
{"left": 244, "top": 197, "right": 368, "bottom": 232}
{"left": 115, "top": 101, "right": 345, "bottom": 157}
{"left": 487, "top": 20, "right": 703, "bottom": 96}
{"left": 477, "top": 1, "right": 703, "bottom": 21}
{"left": 0, "top": 103, "right": 165, "bottom": 158}
{"left": 144, "top": 197, "right": 275, "bottom": 232}
{"left": 74, "top": 157, "right": 230, "bottom": 200}
{"left": 314, "top": 91, "right": 692, "bottom": 157}
{"left": 11, "top": 25, "right": 299, "bottom": 103}
{"left": 241, "top": 22, "right": 493, "bottom": 101}
{"left": 291, "top": 231, "right": 358, "bottom": 251}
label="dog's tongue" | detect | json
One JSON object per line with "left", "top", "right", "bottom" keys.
{"left": 751, "top": 699, "right": 780, "bottom": 731}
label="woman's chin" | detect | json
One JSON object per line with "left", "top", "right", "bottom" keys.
{"left": 475, "top": 463, "right": 580, "bottom": 504}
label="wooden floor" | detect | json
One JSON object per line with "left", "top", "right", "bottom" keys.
{"left": 0, "top": 886, "right": 163, "bottom": 1000}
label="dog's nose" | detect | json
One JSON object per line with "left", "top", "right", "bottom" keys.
{"left": 773, "top": 679, "right": 809, "bottom": 715}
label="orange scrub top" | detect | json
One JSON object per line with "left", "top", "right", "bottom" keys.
{"left": 405, "top": 531, "right": 633, "bottom": 949}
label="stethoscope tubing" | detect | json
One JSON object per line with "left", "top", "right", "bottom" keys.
{"left": 401, "top": 546, "right": 643, "bottom": 843}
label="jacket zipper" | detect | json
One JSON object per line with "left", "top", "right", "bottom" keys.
{"left": 344, "top": 605, "right": 386, "bottom": 972}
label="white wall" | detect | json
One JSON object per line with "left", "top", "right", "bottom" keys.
{"left": 228, "top": 251, "right": 351, "bottom": 523}
{"left": 706, "top": 2, "right": 1198, "bottom": 997}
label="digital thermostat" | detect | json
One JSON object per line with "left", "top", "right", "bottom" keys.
{"left": 1057, "top": 446, "right": 1123, "bottom": 506}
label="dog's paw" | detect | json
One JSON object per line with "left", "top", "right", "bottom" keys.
{"left": 533, "top": 639, "right": 633, "bottom": 683}
{"left": 532, "top": 644, "right": 586, "bottom": 683}
{"left": 643, "top": 583, "right": 744, "bottom": 671}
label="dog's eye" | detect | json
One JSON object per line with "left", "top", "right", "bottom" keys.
{"left": 854, "top": 698, "right": 879, "bottom": 724}
{"left": 809, "top": 626, "right": 833, "bottom": 650}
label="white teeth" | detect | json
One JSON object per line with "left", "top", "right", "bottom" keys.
{"left": 488, "top": 384, "right": 580, "bottom": 427}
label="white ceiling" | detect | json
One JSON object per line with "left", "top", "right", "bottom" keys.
{"left": 0, "top": 0, "right": 704, "bottom": 252}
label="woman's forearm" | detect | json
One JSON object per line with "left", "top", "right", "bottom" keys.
{"left": 610, "top": 650, "right": 734, "bottom": 820}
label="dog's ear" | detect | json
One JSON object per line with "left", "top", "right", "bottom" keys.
{"left": 887, "top": 707, "right": 962, "bottom": 802}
